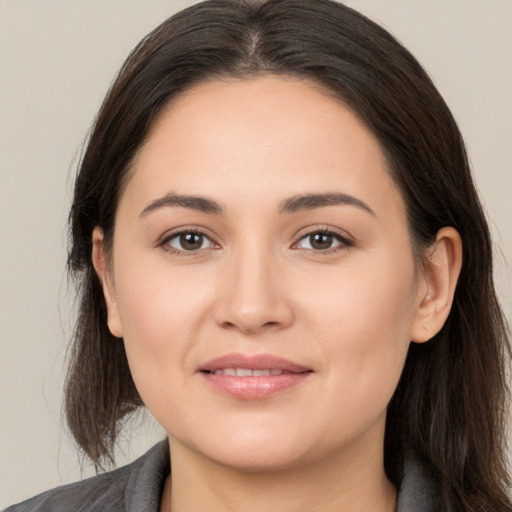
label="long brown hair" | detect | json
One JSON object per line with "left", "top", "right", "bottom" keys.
{"left": 65, "top": 1, "right": 511, "bottom": 509}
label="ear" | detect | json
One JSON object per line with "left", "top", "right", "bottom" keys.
{"left": 410, "top": 227, "right": 463, "bottom": 343}
{"left": 91, "top": 226, "right": 123, "bottom": 338}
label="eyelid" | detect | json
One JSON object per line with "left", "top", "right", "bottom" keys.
{"left": 158, "top": 226, "right": 220, "bottom": 254}
{"left": 291, "top": 225, "right": 355, "bottom": 252}
{"left": 156, "top": 224, "right": 354, "bottom": 255}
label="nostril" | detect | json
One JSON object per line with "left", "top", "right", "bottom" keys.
{"left": 220, "top": 320, "right": 282, "bottom": 334}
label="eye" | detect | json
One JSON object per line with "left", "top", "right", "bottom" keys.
{"left": 295, "top": 230, "right": 352, "bottom": 252}
{"left": 164, "top": 230, "right": 215, "bottom": 252}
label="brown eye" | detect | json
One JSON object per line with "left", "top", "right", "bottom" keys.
{"left": 309, "top": 233, "right": 334, "bottom": 250}
{"left": 167, "top": 231, "right": 210, "bottom": 251}
{"left": 296, "top": 231, "right": 350, "bottom": 251}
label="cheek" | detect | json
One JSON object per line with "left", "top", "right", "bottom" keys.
{"left": 115, "top": 252, "right": 212, "bottom": 341}
{"left": 111, "top": 256, "right": 214, "bottom": 409}
{"left": 301, "top": 251, "right": 417, "bottom": 341}
{"left": 298, "top": 253, "right": 416, "bottom": 413}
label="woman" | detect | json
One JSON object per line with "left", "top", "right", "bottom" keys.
{"left": 6, "top": 0, "right": 511, "bottom": 510}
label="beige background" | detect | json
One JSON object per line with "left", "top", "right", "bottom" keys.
{"left": 1, "top": 0, "right": 511, "bottom": 507}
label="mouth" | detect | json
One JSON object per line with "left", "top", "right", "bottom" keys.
{"left": 199, "top": 353, "right": 313, "bottom": 399}
{"left": 205, "top": 368, "right": 294, "bottom": 376}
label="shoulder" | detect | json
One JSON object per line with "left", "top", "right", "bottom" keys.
{"left": 4, "top": 440, "right": 169, "bottom": 512}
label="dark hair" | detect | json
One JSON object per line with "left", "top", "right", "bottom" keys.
{"left": 65, "top": 0, "right": 511, "bottom": 509}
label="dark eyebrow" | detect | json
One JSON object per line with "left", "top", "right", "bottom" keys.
{"left": 279, "top": 193, "right": 376, "bottom": 216}
{"left": 140, "top": 192, "right": 223, "bottom": 217}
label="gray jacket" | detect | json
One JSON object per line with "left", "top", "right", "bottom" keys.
{"left": 5, "top": 441, "right": 440, "bottom": 511}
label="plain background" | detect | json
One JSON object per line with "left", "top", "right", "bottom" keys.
{"left": 1, "top": 0, "right": 511, "bottom": 506}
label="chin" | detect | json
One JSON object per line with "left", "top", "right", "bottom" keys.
{"left": 182, "top": 429, "right": 322, "bottom": 474}
{"left": 206, "top": 448, "right": 311, "bottom": 474}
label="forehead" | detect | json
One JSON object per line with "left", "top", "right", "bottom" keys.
{"left": 125, "top": 75, "right": 404, "bottom": 219}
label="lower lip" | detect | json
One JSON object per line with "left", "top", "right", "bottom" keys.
{"left": 201, "top": 372, "right": 312, "bottom": 400}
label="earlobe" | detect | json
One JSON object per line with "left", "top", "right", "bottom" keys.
{"left": 411, "top": 227, "right": 463, "bottom": 343}
{"left": 91, "top": 227, "right": 123, "bottom": 338}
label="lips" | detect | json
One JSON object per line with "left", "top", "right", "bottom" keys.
{"left": 210, "top": 368, "right": 287, "bottom": 376}
{"left": 199, "top": 353, "right": 312, "bottom": 399}
{"left": 200, "top": 353, "right": 310, "bottom": 373}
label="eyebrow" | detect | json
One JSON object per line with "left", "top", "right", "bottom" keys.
{"left": 279, "top": 193, "right": 376, "bottom": 216}
{"left": 140, "top": 192, "right": 223, "bottom": 217}
{"left": 140, "top": 191, "right": 375, "bottom": 218}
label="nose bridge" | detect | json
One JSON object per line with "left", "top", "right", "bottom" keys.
{"left": 214, "top": 236, "right": 292, "bottom": 333}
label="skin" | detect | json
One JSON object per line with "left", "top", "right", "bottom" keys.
{"left": 93, "top": 76, "right": 462, "bottom": 512}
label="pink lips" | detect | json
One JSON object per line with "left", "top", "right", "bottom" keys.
{"left": 199, "top": 353, "right": 312, "bottom": 400}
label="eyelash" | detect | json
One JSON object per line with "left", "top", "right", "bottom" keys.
{"left": 293, "top": 227, "right": 354, "bottom": 254}
{"left": 159, "top": 227, "right": 354, "bottom": 255}
{"left": 160, "top": 228, "right": 218, "bottom": 256}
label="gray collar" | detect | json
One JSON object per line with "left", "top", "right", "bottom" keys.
{"left": 396, "top": 455, "right": 440, "bottom": 512}
{"left": 5, "top": 441, "right": 440, "bottom": 512}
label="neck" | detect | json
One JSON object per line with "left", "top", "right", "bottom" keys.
{"left": 163, "top": 430, "right": 396, "bottom": 512}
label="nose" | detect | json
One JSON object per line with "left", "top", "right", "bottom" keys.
{"left": 213, "top": 249, "right": 294, "bottom": 335}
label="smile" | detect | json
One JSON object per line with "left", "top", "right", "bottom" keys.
{"left": 199, "top": 353, "right": 313, "bottom": 399}
{"left": 209, "top": 368, "right": 290, "bottom": 376}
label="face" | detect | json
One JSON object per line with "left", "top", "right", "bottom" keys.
{"left": 98, "top": 76, "right": 428, "bottom": 472}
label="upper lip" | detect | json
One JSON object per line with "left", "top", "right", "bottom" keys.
{"left": 199, "top": 353, "right": 312, "bottom": 373}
